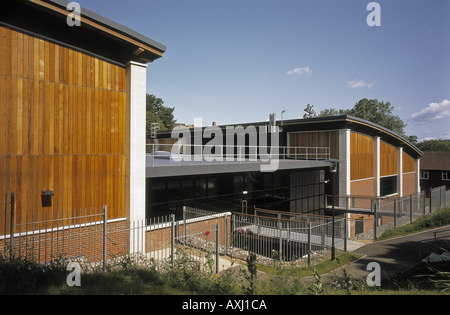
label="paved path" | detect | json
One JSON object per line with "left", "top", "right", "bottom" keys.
{"left": 316, "top": 225, "right": 450, "bottom": 284}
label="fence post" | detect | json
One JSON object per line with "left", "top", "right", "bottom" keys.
{"left": 224, "top": 214, "right": 228, "bottom": 256}
{"left": 103, "top": 205, "right": 107, "bottom": 272}
{"left": 394, "top": 199, "right": 397, "bottom": 228}
{"left": 215, "top": 223, "right": 219, "bottom": 274}
{"left": 410, "top": 194, "right": 413, "bottom": 222}
{"left": 171, "top": 214, "right": 175, "bottom": 270}
{"left": 344, "top": 215, "right": 347, "bottom": 252}
{"left": 443, "top": 186, "right": 446, "bottom": 208}
{"left": 307, "top": 223, "right": 311, "bottom": 266}
{"left": 278, "top": 213, "right": 282, "bottom": 264}
{"left": 9, "top": 192, "right": 14, "bottom": 262}
{"left": 429, "top": 188, "right": 432, "bottom": 213}
{"left": 183, "top": 206, "right": 186, "bottom": 244}
{"left": 373, "top": 200, "right": 378, "bottom": 240}
{"left": 422, "top": 191, "right": 426, "bottom": 215}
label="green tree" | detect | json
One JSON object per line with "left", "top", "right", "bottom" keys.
{"left": 348, "top": 98, "right": 407, "bottom": 137}
{"left": 417, "top": 139, "right": 450, "bottom": 152}
{"left": 146, "top": 94, "right": 176, "bottom": 133}
{"left": 318, "top": 98, "right": 408, "bottom": 137}
{"left": 318, "top": 108, "right": 351, "bottom": 117}
{"left": 303, "top": 104, "right": 316, "bottom": 119}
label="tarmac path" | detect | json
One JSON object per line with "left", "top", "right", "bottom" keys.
{"left": 318, "top": 225, "right": 450, "bottom": 284}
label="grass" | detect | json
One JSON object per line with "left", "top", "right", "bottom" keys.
{"left": 377, "top": 207, "right": 450, "bottom": 241}
{"left": 1, "top": 207, "right": 450, "bottom": 295}
{"left": 1, "top": 252, "right": 449, "bottom": 295}
{"left": 255, "top": 252, "right": 363, "bottom": 277}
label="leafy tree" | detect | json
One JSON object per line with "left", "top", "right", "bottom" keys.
{"left": 303, "top": 104, "right": 316, "bottom": 119}
{"left": 417, "top": 139, "right": 450, "bottom": 152}
{"left": 318, "top": 108, "right": 351, "bottom": 117}
{"left": 146, "top": 94, "right": 176, "bottom": 133}
{"left": 317, "top": 98, "right": 408, "bottom": 137}
{"left": 348, "top": 98, "right": 407, "bottom": 137}
{"left": 406, "top": 135, "right": 418, "bottom": 146}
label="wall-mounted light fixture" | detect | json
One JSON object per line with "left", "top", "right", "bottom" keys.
{"left": 41, "top": 189, "right": 54, "bottom": 207}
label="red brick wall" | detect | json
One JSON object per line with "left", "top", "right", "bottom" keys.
{"left": 145, "top": 216, "right": 231, "bottom": 253}
{"left": 403, "top": 172, "right": 417, "bottom": 196}
{"left": 0, "top": 220, "right": 127, "bottom": 263}
{"left": 350, "top": 178, "right": 375, "bottom": 209}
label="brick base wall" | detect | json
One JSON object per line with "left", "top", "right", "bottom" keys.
{"left": 0, "top": 220, "right": 127, "bottom": 264}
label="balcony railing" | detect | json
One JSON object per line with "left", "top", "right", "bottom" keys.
{"left": 146, "top": 143, "right": 330, "bottom": 167}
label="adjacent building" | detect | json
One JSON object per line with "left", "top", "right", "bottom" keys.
{"left": 420, "top": 151, "right": 450, "bottom": 194}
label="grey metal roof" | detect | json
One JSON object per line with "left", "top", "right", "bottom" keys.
{"left": 43, "top": 0, "right": 166, "bottom": 53}
{"left": 146, "top": 155, "right": 330, "bottom": 178}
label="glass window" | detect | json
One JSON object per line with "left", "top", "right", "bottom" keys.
{"left": 380, "top": 175, "right": 397, "bottom": 196}
{"left": 443, "top": 171, "right": 450, "bottom": 181}
{"left": 420, "top": 171, "right": 429, "bottom": 180}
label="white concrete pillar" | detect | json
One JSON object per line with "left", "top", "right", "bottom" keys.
{"left": 397, "top": 147, "right": 403, "bottom": 197}
{"left": 338, "top": 129, "right": 351, "bottom": 204}
{"left": 373, "top": 136, "right": 380, "bottom": 198}
{"left": 126, "top": 61, "right": 148, "bottom": 253}
{"left": 415, "top": 159, "right": 421, "bottom": 194}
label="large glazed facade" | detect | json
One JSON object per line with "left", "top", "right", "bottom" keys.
{"left": 147, "top": 115, "right": 423, "bottom": 220}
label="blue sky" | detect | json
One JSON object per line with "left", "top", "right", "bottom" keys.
{"left": 79, "top": 0, "right": 449, "bottom": 141}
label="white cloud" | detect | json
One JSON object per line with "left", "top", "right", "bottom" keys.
{"left": 286, "top": 67, "right": 312, "bottom": 76}
{"left": 410, "top": 99, "right": 450, "bottom": 123}
{"left": 347, "top": 79, "right": 374, "bottom": 89}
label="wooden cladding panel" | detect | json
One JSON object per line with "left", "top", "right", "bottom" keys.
{"left": 0, "top": 26, "right": 127, "bottom": 233}
{"left": 380, "top": 141, "right": 397, "bottom": 177}
{"left": 402, "top": 152, "right": 415, "bottom": 173}
{"left": 350, "top": 132, "right": 373, "bottom": 181}
{"left": 288, "top": 131, "right": 339, "bottom": 159}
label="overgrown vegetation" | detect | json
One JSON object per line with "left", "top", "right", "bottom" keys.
{"left": 1, "top": 208, "right": 450, "bottom": 295}
{"left": 377, "top": 207, "right": 450, "bottom": 241}
{"left": 0, "top": 250, "right": 448, "bottom": 295}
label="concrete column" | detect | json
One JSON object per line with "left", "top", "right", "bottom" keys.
{"left": 397, "top": 147, "right": 403, "bottom": 197}
{"left": 338, "top": 129, "right": 351, "bottom": 205}
{"left": 126, "top": 61, "right": 148, "bottom": 252}
{"left": 415, "top": 159, "right": 421, "bottom": 194}
{"left": 373, "top": 136, "right": 380, "bottom": 198}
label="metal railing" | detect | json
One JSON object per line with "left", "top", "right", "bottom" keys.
{"left": 146, "top": 143, "right": 330, "bottom": 167}
{"left": 145, "top": 207, "right": 231, "bottom": 272}
{"left": 1, "top": 203, "right": 111, "bottom": 270}
{"left": 418, "top": 228, "right": 450, "bottom": 260}
{"left": 326, "top": 186, "right": 450, "bottom": 240}
{"left": 230, "top": 211, "right": 346, "bottom": 267}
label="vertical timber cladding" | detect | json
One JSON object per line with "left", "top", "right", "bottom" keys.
{"left": 380, "top": 141, "right": 397, "bottom": 177}
{"left": 0, "top": 25, "right": 127, "bottom": 234}
{"left": 350, "top": 132, "right": 374, "bottom": 181}
{"left": 402, "top": 152, "right": 417, "bottom": 195}
{"left": 288, "top": 130, "right": 339, "bottom": 159}
{"left": 349, "top": 132, "right": 375, "bottom": 207}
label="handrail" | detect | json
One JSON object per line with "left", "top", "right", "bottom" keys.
{"left": 418, "top": 227, "right": 450, "bottom": 259}
{"left": 146, "top": 143, "right": 330, "bottom": 166}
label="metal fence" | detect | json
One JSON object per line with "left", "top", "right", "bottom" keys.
{"left": 145, "top": 207, "right": 231, "bottom": 272}
{"left": 3, "top": 187, "right": 449, "bottom": 271}
{"left": 0, "top": 202, "right": 112, "bottom": 269}
{"left": 230, "top": 210, "right": 346, "bottom": 267}
{"left": 430, "top": 185, "right": 450, "bottom": 212}
{"left": 326, "top": 186, "right": 450, "bottom": 241}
